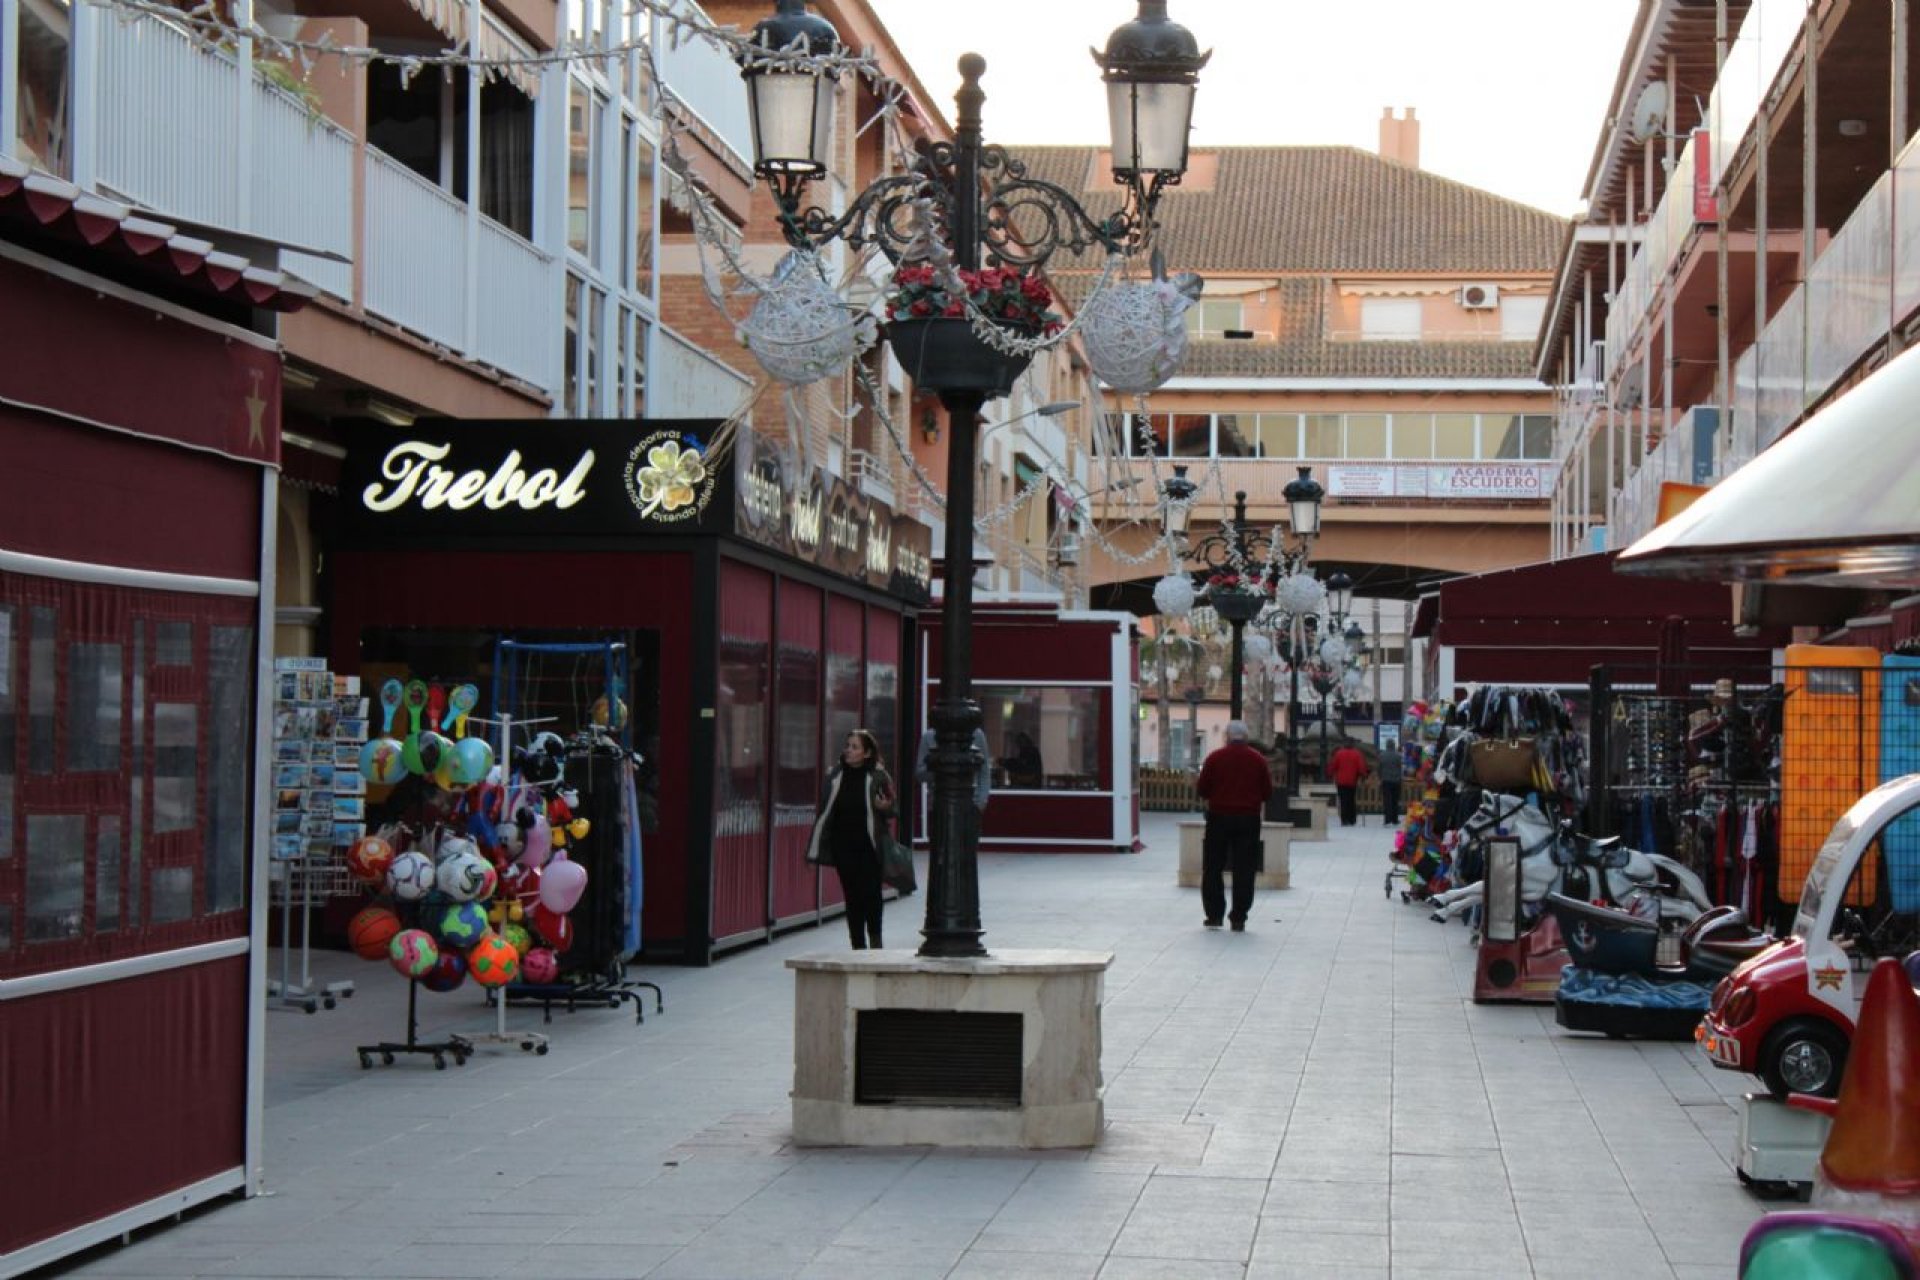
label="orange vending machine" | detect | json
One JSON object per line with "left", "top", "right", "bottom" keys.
{"left": 1780, "top": 645, "right": 1883, "bottom": 902}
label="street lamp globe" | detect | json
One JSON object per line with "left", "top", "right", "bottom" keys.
{"left": 1282, "top": 465, "right": 1325, "bottom": 540}
{"left": 738, "top": 1, "right": 843, "bottom": 200}
{"left": 1325, "top": 570, "right": 1353, "bottom": 619}
{"left": 1094, "top": 1, "right": 1211, "bottom": 188}
{"left": 1160, "top": 463, "right": 1198, "bottom": 540}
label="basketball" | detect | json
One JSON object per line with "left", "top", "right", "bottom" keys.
{"left": 347, "top": 905, "right": 402, "bottom": 960}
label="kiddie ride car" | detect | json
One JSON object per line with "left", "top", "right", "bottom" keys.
{"left": 1699, "top": 774, "right": 1920, "bottom": 1100}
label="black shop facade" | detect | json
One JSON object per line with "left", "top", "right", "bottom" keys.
{"left": 326, "top": 421, "right": 932, "bottom": 964}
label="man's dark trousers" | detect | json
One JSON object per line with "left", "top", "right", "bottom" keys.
{"left": 1380, "top": 781, "right": 1402, "bottom": 825}
{"left": 1202, "top": 812, "right": 1262, "bottom": 926}
{"left": 1336, "top": 786, "right": 1359, "bottom": 827}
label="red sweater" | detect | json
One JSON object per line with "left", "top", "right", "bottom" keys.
{"left": 1196, "top": 743, "right": 1274, "bottom": 816}
{"left": 1328, "top": 746, "right": 1369, "bottom": 788}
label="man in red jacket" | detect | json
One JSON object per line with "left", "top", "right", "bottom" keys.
{"left": 1195, "top": 720, "right": 1274, "bottom": 931}
{"left": 1328, "top": 739, "right": 1370, "bottom": 827}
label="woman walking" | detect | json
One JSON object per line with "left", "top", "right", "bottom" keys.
{"left": 807, "top": 728, "right": 896, "bottom": 949}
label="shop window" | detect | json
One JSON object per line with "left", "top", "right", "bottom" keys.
{"left": 774, "top": 638, "right": 822, "bottom": 822}
{"left": 16, "top": 0, "right": 71, "bottom": 178}
{"left": 28, "top": 607, "right": 54, "bottom": 773}
{"left": 150, "top": 866, "right": 193, "bottom": 924}
{"left": 96, "top": 816, "right": 121, "bottom": 933}
{"left": 66, "top": 642, "right": 121, "bottom": 773}
{"left": 717, "top": 623, "right": 770, "bottom": 843}
{"left": 153, "top": 702, "right": 197, "bottom": 834}
{"left": 1346, "top": 414, "right": 1387, "bottom": 460}
{"left": 129, "top": 628, "right": 144, "bottom": 929}
{"left": 24, "top": 813, "right": 84, "bottom": 941}
{"left": 0, "top": 604, "right": 13, "bottom": 861}
{"left": 864, "top": 628, "right": 899, "bottom": 778}
{"left": 206, "top": 626, "right": 252, "bottom": 913}
{"left": 979, "top": 686, "right": 1103, "bottom": 791}
{"left": 155, "top": 620, "right": 192, "bottom": 667}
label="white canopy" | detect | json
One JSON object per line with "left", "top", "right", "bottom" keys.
{"left": 1618, "top": 340, "right": 1920, "bottom": 589}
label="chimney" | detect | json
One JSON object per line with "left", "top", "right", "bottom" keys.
{"left": 1378, "top": 106, "right": 1420, "bottom": 168}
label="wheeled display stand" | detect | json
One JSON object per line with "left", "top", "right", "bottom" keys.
{"left": 356, "top": 980, "right": 473, "bottom": 1071}
{"left": 1734, "top": 1092, "right": 1827, "bottom": 1199}
{"left": 268, "top": 853, "right": 355, "bottom": 1014}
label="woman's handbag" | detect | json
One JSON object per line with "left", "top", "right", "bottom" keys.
{"left": 1468, "top": 737, "right": 1539, "bottom": 791}
{"left": 880, "top": 832, "right": 917, "bottom": 894}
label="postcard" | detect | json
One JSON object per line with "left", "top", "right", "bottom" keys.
{"left": 271, "top": 833, "right": 304, "bottom": 862}
{"left": 275, "top": 672, "right": 300, "bottom": 704}
{"left": 331, "top": 796, "right": 365, "bottom": 820}
{"left": 335, "top": 718, "right": 368, "bottom": 741}
{"left": 274, "top": 811, "right": 304, "bottom": 835}
{"left": 308, "top": 763, "right": 335, "bottom": 789}
{"left": 332, "top": 742, "right": 362, "bottom": 768}
{"left": 275, "top": 788, "right": 304, "bottom": 812}
{"left": 274, "top": 740, "right": 309, "bottom": 764}
{"left": 333, "top": 771, "right": 366, "bottom": 796}
{"left": 305, "top": 790, "right": 333, "bottom": 813}
{"left": 300, "top": 813, "right": 334, "bottom": 839}
{"left": 331, "top": 821, "right": 367, "bottom": 846}
{"left": 273, "top": 764, "right": 307, "bottom": 790}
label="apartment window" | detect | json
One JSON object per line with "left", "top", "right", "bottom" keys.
{"left": 367, "top": 63, "right": 453, "bottom": 192}
{"left": 568, "top": 80, "right": 598, "bottom": 258}
{"left": 1253, "top": 414, "right": 1301, "bottom": 458}
{"left": 15, "top": 0, "right": 70, "bottom": 177}
{"left": 1170, "top": 414, "right": 1211, "bottom": 458}
{"left": 563, "top": 276, "right": 582, "bottom": 415}
{"left": 1185, "top": 299, "right": 1244, "bottom": 337}
{"left": 1434, "top": 413, "right": 1477, "bottom": 459}
{"left": 479, "top": 81, "right": 535, "bottom": 238}
{"left": 1304, "top": 414, "right": 1342, "bottom": 458}
{"left": 1346, "top": 414, "right": 1387, "bottom": 460}
{"left": 1486, "top": 413, "right": 1554, "bottom": 460}
{"left": 585, "top": 286, "right": 605, "bottom": 414}
{"left": 1360, "top": 297, "right": 1422, "bottom": 340}
{"left": 1500, "top": 295, "right": 1549, "bottom": 343}
{"left": 1391, "top": 414, "right": 1433, "bottom": 460}
{"left": 632, "top": 134, "right": 656, "bottom": 298}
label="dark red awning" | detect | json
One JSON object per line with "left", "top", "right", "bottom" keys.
{"left": 0, "top": 155, "right": 316, "bottom": 313}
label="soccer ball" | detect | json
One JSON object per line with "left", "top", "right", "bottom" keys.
{"left": 435, "top": 850, "right": 493, "bottom": 902}
{"left": 500, "top": 922, "right": 533, "bottom": 958}
{"left": 421, "top": 950, "right": 468, "bottom": 993}
{"left": 344, "top": 835, "right": 396, "bottom": 884}
{"left": 388, "top": 928, "right": 440, "bottom": 979}
{"left": 467, "top": 934, "right": 520, "bottom": 988}
{"left": 520, "top": 947, "right": 560, "bottom": 984}
{"left": 436, "top": 901, "right": 489, "bottom": 949}
{"left": 386, "top": 851, "right": 436, "bottom": 901}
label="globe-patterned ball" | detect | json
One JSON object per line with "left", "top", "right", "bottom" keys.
{"left": 388, "top": 928, "right": 440, "bottom": 979}
{"left": 468, "top": 934, "right": 521, "bottom": 988}
{"left": 436, "top": 901, "right": 490, "bottom": 949}
{"left": 359, "top": 737, "right": 408, "bottom": 786}
{"left": 348, "top": 905, "right": 402, "bottom": 960}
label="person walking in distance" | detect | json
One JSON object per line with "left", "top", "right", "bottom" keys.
{"left": 1328, "top": 738, "right": 1370, "bottom": 827}
{"left": 1195, "top": 720, "right": 1274, "bottom": 932}
{"left": 1376, "top": 745, "right": 1403, "bottom": 826}
{"left": 806, "top": 729, "right": 896, "bottom": 949}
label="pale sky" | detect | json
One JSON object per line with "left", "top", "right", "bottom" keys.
{"left": 862, "top": 0, "right": 1640, "bottom": 218}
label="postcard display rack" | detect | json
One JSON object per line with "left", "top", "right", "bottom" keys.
{"left": 269, "top": 658, "right": 370, "bottom": 1012}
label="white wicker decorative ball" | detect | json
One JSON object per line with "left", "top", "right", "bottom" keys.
{"left": 1243, "top": 633, "right": 1273, "bottom": 665}
{"left": 739, "top": 252, "right": 865, "bottom": 386}
{"left": 1273, "top": 573, "right": 1326, "bottom": 616}
{"left": 1080, "top": 279, "right": 1197, "bottom": 394}
{"left": 1318, "top": 636, "right": 1349, "bottom": 666}
{"left": 1207, "top": 664, "right": 1223, "bottom": 683}
{"left": 1342, "top": 668, "right": 1366, "bottom": 698}
{"left": 1152, "top": 573, "right": 1196, "bottom": 618}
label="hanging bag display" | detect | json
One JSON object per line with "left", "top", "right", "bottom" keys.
{"left": 1469, "top": 737, "right": 1539, "bottom": 791}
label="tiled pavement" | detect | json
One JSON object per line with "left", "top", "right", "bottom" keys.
{"left": 54, "top": 813, "right": 1777, "bottom": 1279}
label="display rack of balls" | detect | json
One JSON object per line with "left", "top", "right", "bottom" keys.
{"left": 435, "top": 849, "right": 493, "bottom": 902}
{"left": 348, "top": 905, "right": 402, "bottom": 960}
{"left": 344, "top": 835, "right": 396, "bottom": 884}
{"left": 388, "top": 928, "right": 440, "bottom": 979}
{"left": 499, "top": 921, "right": 533, "bottom": 959}
{"left": 435, "top": 901, "right": 489, "bottom": 950}
{"left": 467, "top": 934, "right": 520, "bottom": 987}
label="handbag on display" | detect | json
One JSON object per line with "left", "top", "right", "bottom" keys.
{"left": 1468, "top": 737, "right": 1539, "bottom": 791}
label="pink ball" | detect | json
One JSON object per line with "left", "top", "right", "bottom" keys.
{"left": 520, "top": 947, "right": 560, "bottom": 984}
{"left": 539, "top": 856, "right": 588, "bottom": 913}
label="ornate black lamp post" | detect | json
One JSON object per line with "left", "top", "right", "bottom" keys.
{"left": 1184, "top": 490, "right": 1268, "bottom": 722}
{"left": 739, "top": 2, "right": 1206, "bottom": 959}
{"left": 1276, "top": 467, "right": 1325, "bottom": 801}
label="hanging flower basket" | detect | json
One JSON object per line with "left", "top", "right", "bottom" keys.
{"left": 886, "top": 317, "right": 1035, "bottom": 397}
{"left": 1208, "top": 588, "right": 1267, "bottom": 623}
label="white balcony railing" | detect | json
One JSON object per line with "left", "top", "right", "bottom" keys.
{"left": 648, "top": 323, "right": 755, "bottom": 419}
{"left": 1604, "top": 133, "right": 1706, "bottom": 362}
{"left": 1709, "top": 0, "right": 1807, "bottom": 191}
{"left": 850, "top": 448, "right": 895, "bottom": 505}
{"left": 473, "top": 215, "right": 555, "bottom": 388}
{"left": 653, "top": 1, "right": 753, "bottom": 167}
{"left": 364, "top": 149, "right": 468, "bottom": 347}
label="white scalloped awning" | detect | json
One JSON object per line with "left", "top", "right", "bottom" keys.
{"left": 400, "top": 0, "right": 541, "bottom": 98}
{"left": 1619, "top": 340, "right": 1920, "bottom": 590}
{"left": 1337, "top": 280, "right": 1460, "bottom": 296}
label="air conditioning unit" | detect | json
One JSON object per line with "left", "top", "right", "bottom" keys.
{"left": 1458, "top": 283, "right": 1500, "bottom": 310}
